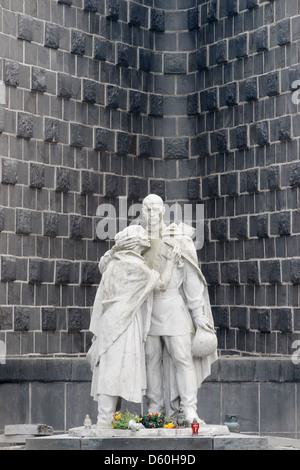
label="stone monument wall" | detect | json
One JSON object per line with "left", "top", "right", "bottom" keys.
{"left": 0, "top": 0, "right": 299, "bottom": 358}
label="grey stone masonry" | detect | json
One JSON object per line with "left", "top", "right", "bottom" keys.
{"left": 0, "top": 0, "right": 299, "bottom": 358}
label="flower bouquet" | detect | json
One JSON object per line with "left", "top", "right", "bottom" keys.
{"left": 140, "top": 412, "right": 175, "bottom": 429}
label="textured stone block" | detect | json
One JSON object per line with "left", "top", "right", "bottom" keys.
{"left": 129, "top": 91, "right": 141, "bottom": 114}
{"left": 45, "top": 23, "right": 60, "bottom": 49}
{"left": 225, "top": 82, "right": 237, "bottom": 107}
{"left": 247, "top": 262, "right": 259, "bottom": 284}
{"left": 200, "top": 88, "right": 218, "bottom": 111}
{"left": 14, "top": 307, "right": 30, "bottom": 331}
{"left": 84, "top": 0, "right": 98, "bottom": 12}
{"left": 253, "top": 121, "right": 269, "bottom": 146}
{"left": 18, "top": 15, "right": 33, "bottom": 42}
{"left": 207, "top": 174, "right": 219, "bottom": 197}
{"left": 139, "top": 48, "right": 152, "bottom": 72}
{"left": 291, "top": 260, "right": 300, "bottom": 284}
{"left": 215, "top": 40, "right": 227, "bottom": 64}
{"left": 164, "top": 53, "right": 187, "bottom": 75}
{"left": 30, "top": 163, "right": 45, "bottom": 189}
{"left": 278, "top": 116, "right": 291, "bottom": 141}
{"left": 236, "top": 125, "right": 249, "bottom": 150}
{"left": 117, "top": 43, "right": 130, "bottom": 67}
{"left": 68, "top": 308, "right": 82, "bottom": 331}
{"left": 289, "top": 163, "right": 300, "bottom": 187}
{"left": 55, "top": 261, "right": 71, "bottom": 284}
{"left": 212, "top": 307, "right": 229, "bottom": 329}
{"left": 16, "top": 209, "right": 32, "bottom": 235}
{"left": 277, "top": 19, "right": 290, "bottom": 46}
{"left": 187, "top": 93, "right": 199, "bottom": 116}
{"left": 57, "top": 73, "right": 72, "bottom": 99}
{"left": 256, "top": 214, "right": 268, "bottom": 238}
{"left": 81, "top": 262, "right": 99, "bottom": 285}
{"left": 94, "top": 38, "right": 107, "bottom": 61}
{"left": 246, "top": 0, "right": 258, "bottom": 9}
{"left": 45, "top": 118, "right": 59, "bottom": 143}
{"left": 150, "top": 8, "right": 165, "bottom": 32}
{"left": 245, "top": 77, "right": 258, "bottom": 102}
{"left": 211, "top": 219, "right": 228, "bottom": 241}
{"left": 116, "top": 132, "right": 129, "bottom": 155}
{"left": 224, "top": 0, "right": 238, "bottom": 17}
{"left": 149, "top": 94, "right": 164, "bottom": 117}
{"left": 258, "top": 309, "right": 271, "bottom": 333}
{"left": 106, "top": 85, "right": 120, "bottom": 108}
{"left": 164, "top": 138, "right": 189, "bottom": 159}
{"left": 247, "top": 169, "right": 258, "bottom": 193}
{"left": 43, "top": 212, "right": 59, "bottom": 237}
{"left": 70, "top": 215, "right": 84, "bottom": 239}
{"left": 106, "top": 0, "right": 119, "bottom": 20}
{"left": 70, "top": 123, "right": 85, "bottom": 147}
{"left": 56, "top": 168, "right": 71, "bottom": 192}
{"left": 212, "top": 130, "right": 228, "bottom": 153}
{"left": 278, "top": 212, "right": 290, "bottom": 236}
{"left": 138, "top": 136, "right": 151, "bottom": 158}
{"left": 81, "top": 171, "right": 97, "bottom": 194}
{"left": 71, "top": 30, "right": 86, "bottom": 55}
{"left": 207, "top": 0, "right": 218, "bottom": 22}
{"left": 255, "top": 27, "right": 268, "bottom": 52}
{"left": 235, "top": 34, "right": 247, "bottom": 58}
{"left": 1, "top": 256, "right": 16, "bottom": 282}
{"left": 32, "top": 67, "right": 47, "bottom": 93}
{"left": 279, "top": 309, "right": 293, "bottom": 333}
{"left": 188, "top": 7, "right": 199, "bottom": 30}
{"left": 82, "top": 79, "right": 96, "bottom": 104}
{"left": 267, "top": 166, "right": 279, "bottom": 190}
{"left": 28, "top": 259, "right": 43, "bottom": 284}
{"left": 94, "top": 128, "right": 114, "bottom": 151}
{"left": 17, "top": 113, "right": 33, "bottom": 139}
{"left": 129, "top": 2, "right": 148, "bottom": 28}
{"left": 4, "top": 60, "right": 20, "bottom": 87}
{"left": 197, "top": 47, "right": 207, "bottom": 70}
{"left": 42, "top": 308, "right": 57, "bottom": 331}
{"left": 188, "top": 179, "right": 200, "bottom": 200}
{"left": 221, "top": 263, "right": 239, "bottom": 284}
{"left": 260, "top": 72, "right": 279, "bottom": 97}
{"left": 1, "top": 158, "right": 18, "bottom": 184}
{"left": 268, "top": 260, "right": 281, "bottom": 284}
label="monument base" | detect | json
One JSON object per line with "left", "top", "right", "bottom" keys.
{"left": 25, "top": 424, "right": 269, "bottom": 451}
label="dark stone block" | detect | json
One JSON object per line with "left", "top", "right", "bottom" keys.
{"left": 68, "top": 308, "right": 82, "bottom": 331}
{"left": 16, "top": 209, "right": 32, "bottom": 235}
{"left": 188, "top": 179, "right": 200, "bottom": 200}
{"left": 186, "top": 93, "right": 198, "bottom": 116}
{"left": 150, "top": 8, "right": 165, "bottom": 32}
{"left": 255, "top": 27, "right": 268, "bottom": 52}
{"left": 57, "top": 73, "right": 72, "bottom": 99}
{"left": 212, "top": 306, "right": 229, "bottom": 329}
{"left": 200, "top": 88, "right": 218, "bottom": 111}
{"left": 70, "top": 215, "right": 84, "bottom": 239}
{"left": 235, "top": 307, "right": 250, "bottom": 332}
{"left": 258, "top": 309, "right": 271, "bottom": 333}
{"left": 4, "top": 60, "right": 20, "bottom": 87}
{"left": 254, "top": 121, "right": 269, "bottom": 146}
{"left": 18, "top": 15, "right": 33, "bottom": 42}
{"left": 42, "top": 308, "right": 57, "bottom": 331}
{"left": 164, "top": 53, "right": 187, "bottom": 75}
{"left": 30, "top": 163, "right": 45, "bottom": 189}
{"left": 246, "top": 169, "right": 258, "bottom": 193}
{"left": 197, "top": 47, "right": 207, "bottom": 70}
{"left": 45, "top": 118, "right": 59, "bottom": 143}
{"left": 58, "top": 0, "right": 72, "bottom": 4}
{"left": 84, "top": 0, "right": 98, "bottom": 12}
{"left": 0, "top": 210, "right": 4, "bottom": 232}
{"left": 117, "top": 43, "right": 130, "bottom": 67}
{"left": 225, "top": 82, "right": 237, "bottom": 107}
{"left": 45, "top": 23, "right": 60, "bottom": 49}
{"left": 279, "top": 309, "right": 293, "bottom": 333}
{"left": 106, "top": 0, "right": 119, "bottom": 20}
{"left": 236, "top": 34, "right": 248, "bottom": 58}
{"left": 278, "top": 212, "right": 291, "bottom": 236}
{"left": 207, "top": 174, "right": 219, "bottom": 197}
{"left": 43, "top": 212, "right": 59, "bottom": 237}
{"left": 138, "top": 136, "right": 151, "bottom": 157}
{"left": 207, "top": 0, "right": 218, "bottom": 23}
{"left": 55, "top": 261, "right": 71, "bottom": 284}
{"left": 256, "top": 214, "right": 269, "bottom": 238}
{"left": 56, "top": 168, "right": 71, "bottom": 192}
{"left": 268, "top": 260, "right": 281, "bottom": 284}
{"left": 267, "top": 166, "right": 279, "bottom": 190}
{"left": 291, "top": 260, "right": 300, "bottom": 284}
{"left": 81, "top": 171, "right": 97, "bottom": 194}
{"left": 221, "top": 263, "right": 239, "bottom": 284}
{"left": 128, "top": 177, "right": 143, "bottom": 200}
{"left": 1, "top": 158, "right": 18, "bottom": 184}
{"left": 139, "top": 48, "right": 152, "bottom": 72}
{"left": 28, "top": 259, "right": 43, "bottom": 284}
{"left": 129, "top": 91, "right": 141, "bottom": 114}
{"left": 278, "top": 116, "right": 291, "bottom": 142}
{"left": 81, "top": 262, "right": 99, "bottom": 285}
{"left": 211, "top": 219, "right": 228, "bottom": 241}
{"left": 94, "top": 128, "right": 114, "bottom": 151}
{"left": 106, "top": 85, "right": 120, "bottom": 108}
{"left": 277, "top": 19, "right": 290, "bottom": 46}
{"left": 224, "top": 0, "right": 238, "bottom": 17}
{"left": 245, "top": 77, "right": 258, "bottom": 102}
{"left": 164, "top": 138, "right": 189, "bottom": 159}
{"left": 289, "top": 162, "right": 300, "bottom": 187}
{"left": 188, "top": 7, "right": 199, "bottom": 30}
{"left": 236, "top": 125, "right": 249, "bottom": 150}
{"left": 246, "top": 0, "right": 258, "bottom": 9}
{"left": 264, "top": 72, "right": 280, "bottom": 97}
{"left": 149, "top": 94, "right": 164, "bottom": 117}
{"left": 216, "top": 40, "right": 227, "bottom": 64}
{"left": 231, "top": 216, "right": 248, "bottom": 240}
{"left": 116, "top": 132, "right": 129, "bottom": 155}
{"left": 222, "top": 172, "right": 238, "bottom": 195}
{"left": 17, "top": 113, "right": 33, "bottom": 139}
{"left": 82, "top": 79, "right": 96, "bottom": 104}
{"left": 94, "top": 38, "right": 107, "bottom": 61}
{"left": 247, "top": 262, "right": 259, "bottom": 284}
{"left": 70, "top": 123, "right": 85, "bottom": 148}
{"left": 32, "top": 67, "right": 47, "bottom": 93}
{"left": 14, "top": 307, "right": 30, "bottom": 331}
{"left": 202, "top": 263, "right": 219, "bottom": 285}
{"left": 71, "top": 30, "right": 86, "bottom": 55}
{"left": 129, "top": 2, "right": 148, "bottom": 28}
{"left": 150, "top": 180, "right": 165, "bottom": 200}
{"left": 1, "top": 256, "right": 16, "bottom": 282}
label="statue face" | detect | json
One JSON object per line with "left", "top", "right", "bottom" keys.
{"left": 142, "top": 195, "right": 165, "bottom": 232}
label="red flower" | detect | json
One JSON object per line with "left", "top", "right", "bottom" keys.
{"left": 155, "top": 413, "right": 158, "bottom": 417}
{"left": 148, "top": 414, "right": 152, "bottom": 418}
{"left": 150, "top": 423, "right": 154, "bottom": 427}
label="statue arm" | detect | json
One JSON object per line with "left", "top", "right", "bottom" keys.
{"left": 156, "top": 244, "right": 181, "bottom": 291}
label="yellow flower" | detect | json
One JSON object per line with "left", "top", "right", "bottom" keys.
{"left": 164, "top": 423, "right": 174, "bottom": 429}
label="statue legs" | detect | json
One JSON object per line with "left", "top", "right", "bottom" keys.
{"left": 96, "top": 394, "right": 119, "bottom": 428}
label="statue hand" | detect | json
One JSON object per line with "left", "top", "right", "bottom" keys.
{"left": 194, "top": 315, "right": 214, "bottom": 332}
{"left": 167, "top": 242, "right": 181, "bottom": 263}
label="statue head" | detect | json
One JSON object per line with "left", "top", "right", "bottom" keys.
{"left": 114, "top": 224, "right": 150, "bottom": 253}
{"left": 142, "top": 194, "right": 165, "bottom": 238}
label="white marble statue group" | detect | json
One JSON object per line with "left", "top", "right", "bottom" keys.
{"left": 87, "top": 194, "right": 218, "bottom": 427}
